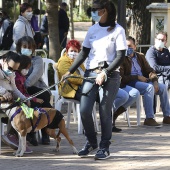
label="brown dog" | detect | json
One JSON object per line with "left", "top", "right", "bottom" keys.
{"left": 2, "top": 99, "right": 78, "bottom": 157}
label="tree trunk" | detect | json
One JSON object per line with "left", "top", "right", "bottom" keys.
{"left": 69, "top": 0, "right": 74, "bottom": 39}
{"left": 46, "top": 0, "right": 60, "bottom": 61}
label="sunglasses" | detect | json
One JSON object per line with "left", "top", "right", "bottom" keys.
{"left": 7, "top": 63, "right": 17, "bottom": 72}
{"left": 91, "top": 8, "right": 102, "bottom": 12}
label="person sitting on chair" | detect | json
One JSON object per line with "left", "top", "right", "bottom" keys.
{"left": 54, "top": 39, "right": 84, "bottom": 101}
{"left": 16, "top": 36, "right": 52, "bottom": 145}
{"left": 112, "top": 87, "right": 140, "bottom": 132}
{"left": 1, "top": 51, "right": 32, "bottom": 153}
{"left": 120, "top": 36, "right": 170, "bottom": 127}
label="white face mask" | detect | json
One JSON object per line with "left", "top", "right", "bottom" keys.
{"left": 155, "top": 40, "right": 164, "bottom": 49}
{"left": 68, "top": 52, "right": 79, "bottom": 59}
{"left": 21, "top": 69, "right": 29, "bottom": 76}
{"left": 25, "top": 11, "right": 33, "bottom": 20}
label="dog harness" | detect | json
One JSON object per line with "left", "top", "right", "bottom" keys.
{"left": 31, "top": 107, "right": 51, "bottom": 132}
{"left": 10, "top": 108, "right": 22, "bottom": 122}
{"left": 10, "top": 107, "right": 51, "bottom": 132}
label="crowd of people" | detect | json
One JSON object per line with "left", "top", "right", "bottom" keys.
{"left": 0, "top": 0, "right": 170, "bottom": 161}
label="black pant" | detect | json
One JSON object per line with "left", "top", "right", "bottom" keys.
{"left": 27, "top": 86, "right": 52, "bottom": 108}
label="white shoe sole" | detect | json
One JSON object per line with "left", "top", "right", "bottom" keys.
{"left": 94, "top": 154, "right": 111, "bottom": 160}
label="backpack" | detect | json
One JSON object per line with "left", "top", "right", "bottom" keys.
{"left": 0, "top": 21, "right": 14, "bottom": 50}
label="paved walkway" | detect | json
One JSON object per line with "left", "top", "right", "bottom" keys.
{"left": 1, "top": 22, "right": 170, "bottom": 170}
{"left": 68, "top": 22, "right": 92, "bottom": 43}
{"left": 1, "top": 109, "right": 170, "bottom": 170}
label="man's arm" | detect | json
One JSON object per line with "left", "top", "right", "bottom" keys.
{"left": 139, "top": 52, "right": 158, "bottom": 82}
{"left": 146, "top": 47, "right": 170, "bottom": 75}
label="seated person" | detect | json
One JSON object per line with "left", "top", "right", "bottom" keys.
{"left": 16, "top": 36, "right": 52, "bottom": 145}
{"left": 112, "top": 87, "right": 140, "bottom": 132}
{"left": 15, "top": 55, "right": 43, "bottom": 107}
{"left": 0, "top": 51, "right": 32, "bottom": 153}
{"left": 54, "top": 39, "right": 84, "bottom": 101}
{"left": 15, "top": 54, "right": 44, "bottom": 146}
{"left": 146, "top": 31, "right": 170, "bottom": 89}
{"left": 120, "top": 36, "right": 170, "bottom": 126}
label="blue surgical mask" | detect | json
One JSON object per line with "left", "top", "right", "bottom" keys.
{"left": 91, "top": 11, "right": 102, "bottom": 22}
{"left": 21, "top": 48, "right": 32, "bottom": 56}
{"left": 3, "top": 69, "right": 13, "bottom": 76}
{"left": 126, "top": 47, "right": 134, "bottom": 56}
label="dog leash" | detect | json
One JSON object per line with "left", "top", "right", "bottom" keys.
{"left": 0, "top": 75, "right": 96, "bottom": 111}
{"left": 22, "top": 75, "right": 97, "bottom": 102}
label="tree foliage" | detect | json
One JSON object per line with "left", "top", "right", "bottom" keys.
{"left": 126, "top": 0, "right": 165, "bottom": 47}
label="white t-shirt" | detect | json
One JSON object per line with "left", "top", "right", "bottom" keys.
{"left": 82, "top": 23, "right": 127, "bottom": 70}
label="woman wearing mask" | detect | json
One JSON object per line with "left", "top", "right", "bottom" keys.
{"left": 16, "top": 36, "right": 52, "bottom": 145}
{"left": 15, "top": 55, "right": 43, "bottom": 108}
{"left": 1, "top": 51, "right": 32, "bottom": 153}
{"left": 62, "top": 0, "right": 127, "bottom": 160}
{"left": 54, "top": 39, "right": 85, "bottom": 100}
{"left": 10, "top": 3, "right": 34, "bottom": 50}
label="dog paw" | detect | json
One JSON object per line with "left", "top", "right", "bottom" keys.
{"left": 72, "top": 147, "right": 78, "bottom": 154}
{"left": 15, "top": 153, "right": 24, "bottom": 157}
{"left": 13, "top": 151, "right": 20, "bottom": 156}
{"left": 73, "top": 151, "right": 78, "bottom": 155}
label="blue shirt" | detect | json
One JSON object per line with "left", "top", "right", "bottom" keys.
{"left": 130, "top": 54, "right": 143, "bottom": 76}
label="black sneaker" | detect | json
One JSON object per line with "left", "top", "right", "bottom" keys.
{"left": 78, "top": 142, "right": 98, "bottom": 157}
{"left": 26, "top": 133, "right": 38, "bottom": 146}
{"left": 94, "top": 148, "right": 110, "bottom": 160}
{"left": 42, "top": 135, "right": 50, "bottom": 145}
{"left": 112, "top": 126, "right": 122, "bottom": 133}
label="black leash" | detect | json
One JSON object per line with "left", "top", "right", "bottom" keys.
{"left": 62, "top": 75, "right": 97, "bottom": 96}
{"left": 0, "top": 75, "right": 97, "bottom": 111}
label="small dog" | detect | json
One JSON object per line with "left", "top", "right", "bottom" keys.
{"left": 1, "top": 98, "right": 78, "bottom": 157}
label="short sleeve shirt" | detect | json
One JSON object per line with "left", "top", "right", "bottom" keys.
{"left": 82, "top": 23, "right": 127, "bottom": 70}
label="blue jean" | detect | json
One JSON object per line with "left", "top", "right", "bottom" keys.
{"left": 80, "top": 70, "right": 120, "bottom": 148}
{"left": 113, "top": 86, "right": 140, "bottom": 112}
{"left": 128, "top": 81, "right": 170, "bottom": 118}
